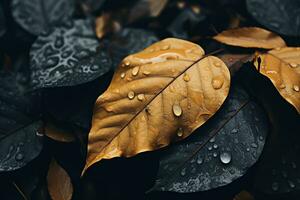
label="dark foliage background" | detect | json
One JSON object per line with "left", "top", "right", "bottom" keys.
{"left": 0, "top": 0, "right": 299, "bottom": 200}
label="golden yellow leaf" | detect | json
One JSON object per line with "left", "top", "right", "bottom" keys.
{"left": 45, "top": 123, "right": 75, "bottom": 143}
{"left": 47, "top": 159, "right": 73, "bottom": 200}
{"left": 253, "top": 47, "right": 300, "bottom": 113}
{"left": 83, "top": 38, "right": 230, "bottom": 174}
{"left": 213, "top": 27, "right": 286, "bottom": 49}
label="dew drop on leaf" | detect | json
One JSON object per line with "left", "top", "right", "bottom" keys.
{"left": 212, "top": 77, "right": 224, "bottom": 89}
{"left": 15, "top": 153, "right": 24, "bottom": 161}
{"left": 220, "top": 152, "right": 231, "bottom": 164}
{"left": 132, "top": 66, "right": 139, "bottom": 76}
{"left": 137, "top": 94, "right": 145, "bottom": 101}
{"left": 231, "top": 128, "right": 238, "bottom": 134}
{"left": 121, "top": 72, "right": 126, "bottom": 79}
{"left": 172, "top": 103, "right": 182, "bottom": 117}
{"left": 128, "top": 91, "right": 135, "bottom": 100}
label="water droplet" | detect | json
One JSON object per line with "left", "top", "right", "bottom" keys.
{"left": 162, "top": 44, "right": 170, "bottom": 50}
{"left": 177, "top": 128, "right": 184, "bottom": 137}
{"left": 212, "top": 77, "right": 224, "bottom": 89}
{"left": 132, "top": 67, "right": 139, "bottom": 76}
{"left": 220, "top": 152, "right": 231, "bottom": 164}
{"left": 172, "top": 103, "right": 182, "bottom": 117}
{"left": 209, "top": 137, "right": 215, "bottom": 143}
{"left": 279, "top": 83, "right": 286, "bottom": 89}
{"left": 208, "top": 146, "right": 213, "bottom": 151}
{"left": 213, "top": 144, "right": 218, "bottom": 149}
{"left": 124, "top": 61, "right": 130, "bottom": 67}
{"left": 183, "top": 73, "right": 190, "bottom": 82}
{"left": 15, "top": 153, "right": 24, "bottom": 161}
{"left": 180, "top": 168, "right": 186, "bottom": 176}
{"left": 213, "top": 152, "right": 218, "bottom": 157}
{"left": 288, "top": 180, "right": 295, "bottom": 188}
{"left": 121, "top": 72, "right": 126, "bottom": 79}
{"left": 231, "top": 128, "right": 238, "bottom": 134}
{"left": 197, "top": 157, "right": 203, "bottom": 164}
{"left": 251, "top": 143, "right": 258, "bottom": 148}
{"left": 214, "top": 61, "right": 221, "bottom": 67}
{"left": 293, "top": 85, "right": 300, "bottom": 92}
{"left": 259, "top": 136, "right": 264, "bottom": 141}
{"left": 137, "top": 94, "right": 145, "bottom": 101}
{"left": 128, "top": 91, "right": 135, "bottom": 100}
{"left": 246, "top": 148, "right": 250, "bottom": 152}
{"left": 143, "top": 70, "right": 151, "bottom": 75}
{"left": 290, "top": 63, "right": 298, "bottom": 68}
{"left": 272, "top": 182, "right": 279, "bottom": 191}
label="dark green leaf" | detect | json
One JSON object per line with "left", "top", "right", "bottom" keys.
{"left": 151, "top": 84, "right": 268, "bottom": 193}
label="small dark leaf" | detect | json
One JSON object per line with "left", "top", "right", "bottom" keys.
{"left": 167, "top": 7, "right": 205, "bottom": 39}
{"left": 247, "top": 0, "right": 300, "bottom": 36}
{"left": 0, "top": 121, "right": 43, "bottom": 172}
{"left": 11, "top": 0, "right": 74, "bottom": 36}
{"left": 43, "top": 69, "right": 113, "bottom": 130}
{"left": 151, "top": 84, "right": 268, "bottom": 193}
{"left": 0, "top": 70, "right": 43, "bottom": 172}
{"left": 30, "top": 19, "right": 112, "bottom": 89}
{"left": 103, "top": 28, "right": 158, "bottom": 68}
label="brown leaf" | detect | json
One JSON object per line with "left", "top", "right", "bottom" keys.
{"left": 47, "top": 159, "right": 73, "bottom": 200}
{"left": 253, "top": 47, "right": 300, "bottom": 113}
{"left": 233, "top": 190, "right": 255, "bottom": 200}
{"left": 45, "top": 122, "right": 75, "bottom": 143}
{"left": 213, "top": 27, "right": 286, "bottom": 49}
{"left": 83, "top": 38, "right": 230, "bottom": 174}
{"left": 218, "top": 53, "right": 254, "bottom": 75}
{"left": 95, "top": 13, "right": 121, "bottom": 39}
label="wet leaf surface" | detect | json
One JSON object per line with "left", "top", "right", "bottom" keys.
{"left": 84, "top": 38, "right": 230, "bottom": 174}
{"left": 0, "top": 70, "right": 43, "bottom": 172}
{"left": 30, "top": 19, "right": 112, "bottom": 89}
{"left": 151, "top": 84, "right": 268, "bottom": 193}
{"left": 11, "top": 0, "right": 74, "bottom": 36}
{"left": 247, "top": 0, "right": 300, "bottom": 36}
{"left": 238, "top": 64, "right": 300, "bottom": 199}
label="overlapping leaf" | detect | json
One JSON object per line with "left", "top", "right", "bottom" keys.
{"left": 30, "top": 19, "right": 111, "bottom": 89}
{"left": 102, "top": 28, "right": 158, "bottom": 68}
{"left": 47, "top": 159, "right": 73, "bottom": 200}
{"left": 83, "top": 38, "right": 230, "bottom": 173}
{"left": 253, "top": 47, "right": 300, "bottom": 113}
{"left": 0, "top": 71, "right": 42, "bottom": 172}
{"left": 12, "top": 0, "right": 74, "bottom": 36}
{"left": 151, "top": 84, "right": 268, "bottom": 192}
{"left": 247, "top": 0, "right": 300, "bottom": 36}
{"left": 213, "top": 27, "right": 286, "bottom": 49}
